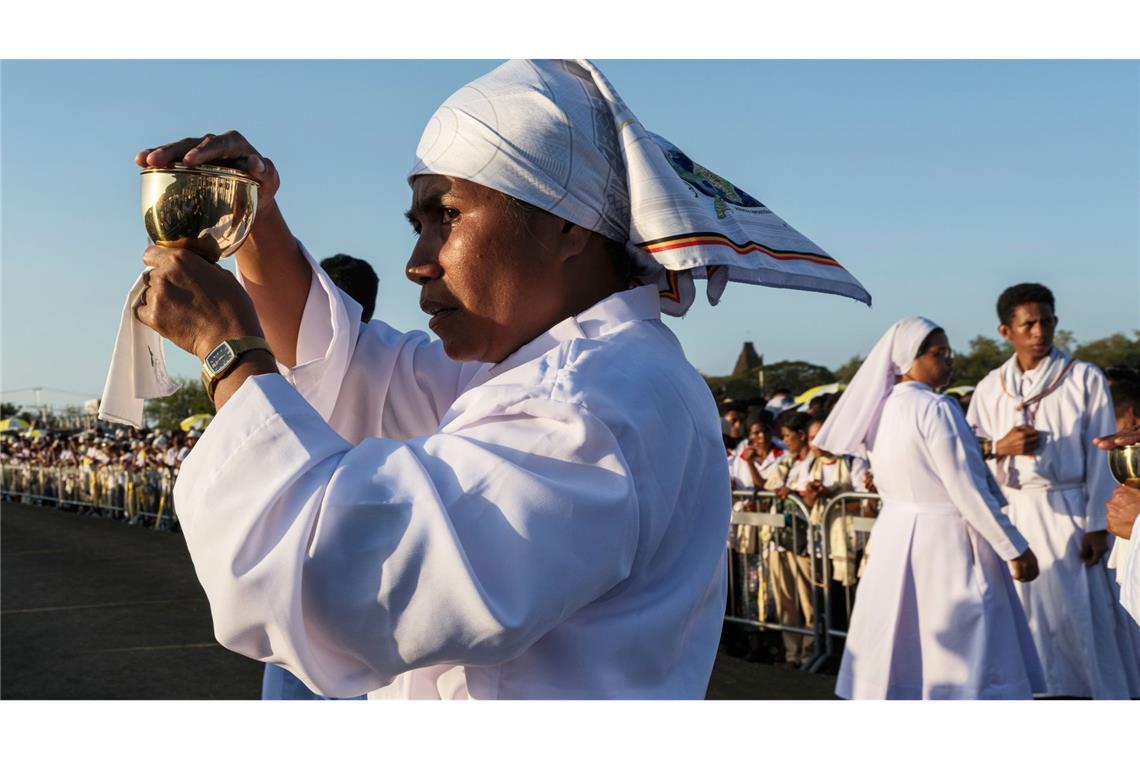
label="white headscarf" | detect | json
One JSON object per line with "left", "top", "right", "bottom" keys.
{"left": 813, "top": 317, "right": 941, "bottom": 457}
{"left": 408, "top": 59, "right": 871, "bottom": 317}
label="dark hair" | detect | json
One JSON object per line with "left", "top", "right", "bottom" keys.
{"left": 776, "top": 410, "right": 812, "bottom": 435}
{"left": 996, "top": 283, "right": 1055, "bottom": 326}
{"left": 1105, "top": 365, "right": 1140, "bottom": 386}
{"left": 1113, "top": 379, "right": 1140, "bottom": 419}
{"left": 915, "top": 327, "right": 947, "bottom": 359}
{"left": 320, "top": 254, "right": 379, "bottom": 322}
{"left": 808, "top": 412, "right": 829, "bottom": 427}
{"left": 744, "top": 411, "right": 773, "bottom": 435}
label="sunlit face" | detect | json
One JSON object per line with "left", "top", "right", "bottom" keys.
{"left": 999, "top": 303, "right": 1057, "bottom": 364}
{"left": 780, "top": 426, "right": 807, "bottom": 456}
{"left": 807, "top": 420, "right": 823, "bottom": 456}
{"left": 405, "top": 175, "right": 566, "bottom": 363}
{"left": 908, "top": 331, "right": 954, "bottom": 389}
{"left": 725, "top": 411, "right": 745, "bottom": 439}
{"left": 747, "top": 423, "right": 769, "bottom": 450}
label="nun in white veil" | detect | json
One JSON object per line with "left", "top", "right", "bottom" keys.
{"left": 815, "top": 317, "right": 1045, "bottom": 699}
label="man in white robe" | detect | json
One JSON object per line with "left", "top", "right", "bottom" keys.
{"left": 129, "top": 60, "right": 870, "bottom": 699}
{"left": 967, "top": 283, "right": 1140, "bottom": 698}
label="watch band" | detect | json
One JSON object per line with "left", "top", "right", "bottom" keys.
{"left": 200, "top": 336, "right": 273, "bottom": 404}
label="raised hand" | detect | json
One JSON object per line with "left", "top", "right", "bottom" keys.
{"left": 135, "top": 131, "right": 280, "bottom": 212}
{"left": 1106, "top": 487, "right": 1140, "bottom": 540}
{"left": 1094, "top": 424, "right": 1140, "bottom": 451}
{"left": 134, "top": 246, "right": 263, "bottom": 361}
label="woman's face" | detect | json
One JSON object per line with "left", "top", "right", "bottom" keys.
{"left": 405, "top": 175, "right": 569, "bottom": 363}
{"left": 807, "top": 420, "right": 823, "bottom": 456}
{"left": 780, "top": 426, "right": 806, "bottom": 455}
{"left": 909, "top": 330, "right": 954, "bottom": 389}
{"left": 747, "top": 423, "right": 769, "bottom": 450}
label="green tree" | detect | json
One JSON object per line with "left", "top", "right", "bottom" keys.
{"left": 705, "top": 360, "right": 838, "bottom": 401}
{"left": 1073, "top": 331, "right": 1140, "bottom": 370}
{"left": 1055, "top": 329, "right": 1076, "bottom": 353}
{"left": 703, "top": 370, "right": 764, "bottom": 401}
{"left": 951, "top": 335, "right": 1011, "bottom": 387}
{"left": 0, "top": 402, "right": 20, "bottom": 418}
{"left": 833, "top": 355, "right": 864, "bottom": 384}
{"left": 144, "top": 377, "right": 212, "bottom": 431}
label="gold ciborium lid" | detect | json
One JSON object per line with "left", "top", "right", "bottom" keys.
{"left": 1108, "top": 443, "right": 1140, "bottom": 488}
{"left": 140, "top": 163, "right": 259, "bottom": 263}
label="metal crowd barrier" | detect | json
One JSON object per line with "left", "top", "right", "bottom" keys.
{"left": 813, "top": 491, "right": 882, "bottom": 670}
{"left": 1, "top": 462, "right": 179, "bottom": 530}
{"left": 724, "top": 488, "right": 883, "bottom": 672}
{"left": 725, "top": 490, "right": 824, "bottom": 666}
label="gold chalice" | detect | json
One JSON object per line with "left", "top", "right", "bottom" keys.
{"left": 1108, "top": 443, "right": 1140, "bottom": 489}
{"left": 140, "top": 163, "right": 258, "bottom": 263}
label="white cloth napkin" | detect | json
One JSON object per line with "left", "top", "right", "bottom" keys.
{"left": 98, "top": 269, "right": 180, "bottom": 427}
{"left": 1108, "top": 536, "right": 1131, "bottom": 572}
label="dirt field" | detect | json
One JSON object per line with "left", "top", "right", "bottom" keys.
{"left": 1, "top": 500, "right": 836, "bottom": 700}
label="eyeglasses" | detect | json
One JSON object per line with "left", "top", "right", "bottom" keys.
{"left": 923, "top": 347, "right": 954, "bottom": 361}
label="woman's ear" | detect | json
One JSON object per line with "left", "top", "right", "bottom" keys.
{"left": 557, "top": 220, "right": 592, "bottom": 263}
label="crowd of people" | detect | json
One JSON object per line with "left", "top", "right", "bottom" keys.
{"left": 0, "top": 426, "right": 200, "bottom": 525}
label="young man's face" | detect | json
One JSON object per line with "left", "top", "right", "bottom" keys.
{"left": 999, "top": 303, "right": 1057, "bottom": 363}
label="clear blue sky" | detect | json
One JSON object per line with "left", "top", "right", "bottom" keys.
{"left": 2, "top": 59, "right": 1138, "bottom": 409}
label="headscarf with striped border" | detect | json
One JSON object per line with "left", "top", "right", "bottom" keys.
{"left": 409, "top": 59, "right": 871, "bottom": 317}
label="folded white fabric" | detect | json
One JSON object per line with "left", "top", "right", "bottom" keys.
{"left": 98, "top": 269, "right": 179, "bottom": 427}
{"left": 409, "top": 59, "right": 872, "bottom": 317}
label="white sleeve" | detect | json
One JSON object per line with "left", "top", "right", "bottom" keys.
{"left": 173, "top": 374, "right": 639, "bottom": 698}
{"left": 1082, "top": 368, "right": 1115, "bottom": 532}
{"left": 1122, "top": 517, "right": 1140, "bottom": 624}
{"left": 239, "top": 241, "right": 470, "bottom": 439}
{"left": 850, "top": 454, "right": 869, "bottom": 493}
{"left": 925, "top": 397, "right": 1028, "bottom": 561}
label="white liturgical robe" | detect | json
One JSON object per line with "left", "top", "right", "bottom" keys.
{"left": 968, "top": 351, "right": 1140, "bottom": 698}
{"left": 174, "top": 250, "right": 731, "bottom": 699}
{"left": 837, "top": 382, "right": 1044, "bottom": 699}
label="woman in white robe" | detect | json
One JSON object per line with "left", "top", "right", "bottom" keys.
{"left": 815, "top": 317, "right": 1045, "bottom": 699}
{"left": 129, "top": 60, "right": 871, "bottom": 699}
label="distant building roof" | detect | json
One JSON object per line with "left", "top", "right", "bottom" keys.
{"left": 732, "top": 342, "right": 763, "bottom": 375}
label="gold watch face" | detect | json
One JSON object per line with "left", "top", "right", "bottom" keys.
{"left": 205, "top": 342, "right": 236, "bottom": 376}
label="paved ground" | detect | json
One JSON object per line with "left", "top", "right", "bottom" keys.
{"left": 2, "top": 500, "right": 836, "bottom": 700}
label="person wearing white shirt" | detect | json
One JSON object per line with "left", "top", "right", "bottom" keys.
{"left": 817, "top": 317, "right": 1043, "bottom": 699}
{"left": 763, "top": 411, "right": 816, "bottom": 666}
{"left": 728, "top": 415, "right": 784, "bottom": 624}
{"left": 126, "top": 60, "right": 871, "bottom": 699}
{"left": 967, "top": 283, "right": 1140, "bottom": 698}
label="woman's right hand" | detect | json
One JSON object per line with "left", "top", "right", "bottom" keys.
{"left": 135, "top": 131, "right": 280, "bottom": 212}
{"left": 1009, "top": 548, "right": 1039, "bottom": 583}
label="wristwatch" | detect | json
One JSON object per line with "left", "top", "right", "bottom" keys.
{"left": 200, "top": 336, "right": 273, "bottom": 403}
